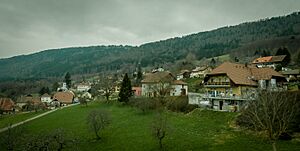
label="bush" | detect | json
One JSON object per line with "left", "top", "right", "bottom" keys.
{"left": 166, "top": 96, "right": 188, "bottom": 112}
{"left": 129, "top": 98, "right": 156, "bottom": 113}
{"left": 184, "top": 104, "right": 199, "bottom": 113}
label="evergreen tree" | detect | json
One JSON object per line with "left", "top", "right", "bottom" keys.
{"left": 136, "top": 66, "right": 143, "bottom": 86}
{"left": 296, "top": 51, "right": 300, "bottom": 65}
{"left": 275, "top": 47, "right": 291, "bottom": 66}
{"left": 65, "top": 72, "right": 72, "bottom": 89}
{"left": 261, "top": 50, "right": 270, "bottom": 57}
{"left": 118, "top": 73, "right": 132, "bottom": 103}
{"left": 52, "top": 82, "right": 60, "bottom": 92}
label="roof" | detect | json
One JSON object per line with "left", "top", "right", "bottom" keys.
{"left": 53, "top": 91, "right": 74, "bottom": 104}
{"left": 172, "top": 80, "right": 187, "bottom": 85}
{"left": 252, "top": 55, "right": 286, "bottom": 64}
{"left": 142, "top": 71, "right": 175, "bottom": 83}
{"left": 281, "top": 69, "right": 300, "bottom": 75}
{"left": 41, "top": 93, "right": 51, "bottom": 97}
{"left": 0, "top": 98, "right": 15, "bottom": 111}
{"left": 192, "top": 66, "right": 209, "bottom": 72}
{"left": 205, "top": 62, "right": 285, "bottom": 86}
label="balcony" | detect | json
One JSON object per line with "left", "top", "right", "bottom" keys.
{"left": 204, "top": 82, "right": 231, "bottom": 87}
{"left": 202, "top": 93, "right": 254, "bottom": 101}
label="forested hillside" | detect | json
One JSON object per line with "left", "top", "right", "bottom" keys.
{"left": 1, "top": 12, "right": 300, "bottom": 81}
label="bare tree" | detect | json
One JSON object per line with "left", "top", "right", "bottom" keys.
{"left": 87, "top": 110, "right": 111, "bottom": 140}
{"left": 149, "top": 80, "right": 173, "bottom": 108}
{"left": 151, "top": 112, "right": 168, "bottom": 150}
{"left": 79, "top": 97, "right": 88, "bottom": 107}
{"left": 237, "top": 91, "right": 298, "bottom": 151}
{"left": 1, "top": 124, "right": 24, "bottom": 151}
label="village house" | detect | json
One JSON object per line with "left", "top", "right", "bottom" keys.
{"left": 16, "top": 94, "right": 43, "bottom": 110}
{"left": 281, "top": 69, "right": 300, "bottom": 82}
{"left": 132, "top": 87, "right": 142, "bottom": 96}
{"left": 52, "top": 91, "right": 75, "bottom": 106}
{"left": 76, "top": 83, "right": 91, "bottom": 92}
{"left": 190, "top": 66, "right": 212, "bottom": 78}
{"left": 41, "top": 93, "right": 52, "bottom": 104}
{"left": 141, "top": 71, "right": 188, "bottom": 97}
{"left": 176, "top": 70, "right": 191, "bottom": 80}
{"left": 203, "top": 62, "right": 286, "bottom": 111}
{"left": 0, "top": 98, "right": 15, "bottom": 113}
{"left": 252, "top": 55, "right": 286, "bottom": 69}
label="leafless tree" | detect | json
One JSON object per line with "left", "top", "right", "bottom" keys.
{"left": 79, "top": 97, "right": 88, "bottom": 107}
{"left": 1, "top": 124, "right": 24, "bottom": 151}
{"left": 238, "top": 91, "right": 298, "bottom": 151}
{"left": 151, "top": 112, "right": 168, "bottom": 150}
{"left": 87, "top": 110, "right": 111, "bottom": 140}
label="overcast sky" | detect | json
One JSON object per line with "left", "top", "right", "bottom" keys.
{"left": 0, "top": 0, "right": 299, "bottom": 58}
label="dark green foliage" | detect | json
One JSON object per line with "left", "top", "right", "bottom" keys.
{"left": 261, "top": 50, "right": 271, "bottom": 57}
{"left": 118, "top": 73, "right": 132, "bottom": 103}
{"left": 52, "top": 82, "right": 60, "bottom": 92}
{"left": 39, "top": 87, "right": 50, "bottom": 95}
{"left": 136, "top": 66, "right": 143, "bottom": 86}
{"left": 275, "top": 64, "right": 282, "bottom": 71}
{"left": 275, "top": 47, "right": 291, "bottom": 66}
{"left": 296, "top": 51, "right": 300, "bottom": 65}
{"left": 64, "top": 72, "right": 71, "bottom": 89}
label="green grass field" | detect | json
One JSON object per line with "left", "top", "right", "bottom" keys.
{"left": 0, "top": 111, "right": 46, "bottom": 129}
{"left": 1, "top": 101, "right": 299, "bottom": 151}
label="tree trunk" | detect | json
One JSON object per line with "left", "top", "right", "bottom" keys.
{"left": 159, "top": 138, "right": 163, "bottom": 150}
{"left": 272, "top": 141, "right": 277, "bottom": 151}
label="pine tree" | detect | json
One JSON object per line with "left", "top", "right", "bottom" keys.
{"left": 118, "top": 73, "right": 132, "bottom": 103}
{"left": 275, "top": 47, "right": 291, "bottom": 66}
{"left": 136, "top": 66, "right": 143, "bottom": 86}
{"left": 65, "top": 72, "right": 72, "bottom": 89}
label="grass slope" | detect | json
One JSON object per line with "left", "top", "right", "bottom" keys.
{"left": 0, "top": 111, "right": 45, "bottom": 129}
{"left": 1, "top": 101, "right": 300, "bottom": 150}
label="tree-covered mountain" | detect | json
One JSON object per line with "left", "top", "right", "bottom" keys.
{"left": 1, "top": 12, "right": 300, "bottom": 81}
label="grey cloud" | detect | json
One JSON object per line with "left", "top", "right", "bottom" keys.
{"left": 0, "top": 0, "right": 300, "bottom": 58}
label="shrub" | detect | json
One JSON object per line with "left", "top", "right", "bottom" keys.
{"left": 166, "top": 96, "right": 188, "bottom": 112}
{"left": 129, "top": 98, "right": 156, "bottom": 113}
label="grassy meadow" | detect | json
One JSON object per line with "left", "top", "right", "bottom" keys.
{"left": 0, "top": 101, "right": 299, "bottom": 151}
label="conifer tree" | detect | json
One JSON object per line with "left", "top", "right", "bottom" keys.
{"left": 275, "top": 47, "right": 291, "bottom": 66}
{"left": 65, "top": 72, "right": 72, "bottom": 89}
{"left": 118, "top": 73, "right": 132, "bottom": 103}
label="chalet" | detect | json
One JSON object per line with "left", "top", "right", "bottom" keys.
{"left": 190, "top": 66, "right": 212, "bottom": 78}
{"left": 203, "top": 62, "right": 286, "bottom": 111}
{"left": 0, "top": 98, "right": 15, "bottom": 113}
{"left": 76, "top": 83, "right": 91, "bottom": 92}
{"left": 252, "top": 55, "right": 286, "bottom": 69}
{"left": 41, "top": 93, "right": 52, "bottom": 104}
{"left": 53, "top": 91, "right": 74, "bottom": 105}
{"left": 141, "top": 71, "right": 188, "bottom": 97}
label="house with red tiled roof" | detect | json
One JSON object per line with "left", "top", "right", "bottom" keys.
{"left": 141, "top": 71, "right": 188, "bottom": 97}
{"left": 252, "top": 55, "right": 286, "bottom": 69}
{"left": 203, "top": 62, "right": 286, "bottom": 111}
{"left": 53, "top": 91, "right": 74, "bottom": 105}
{"left": 0, "top": 98, "right": 15, "bottom": 113}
